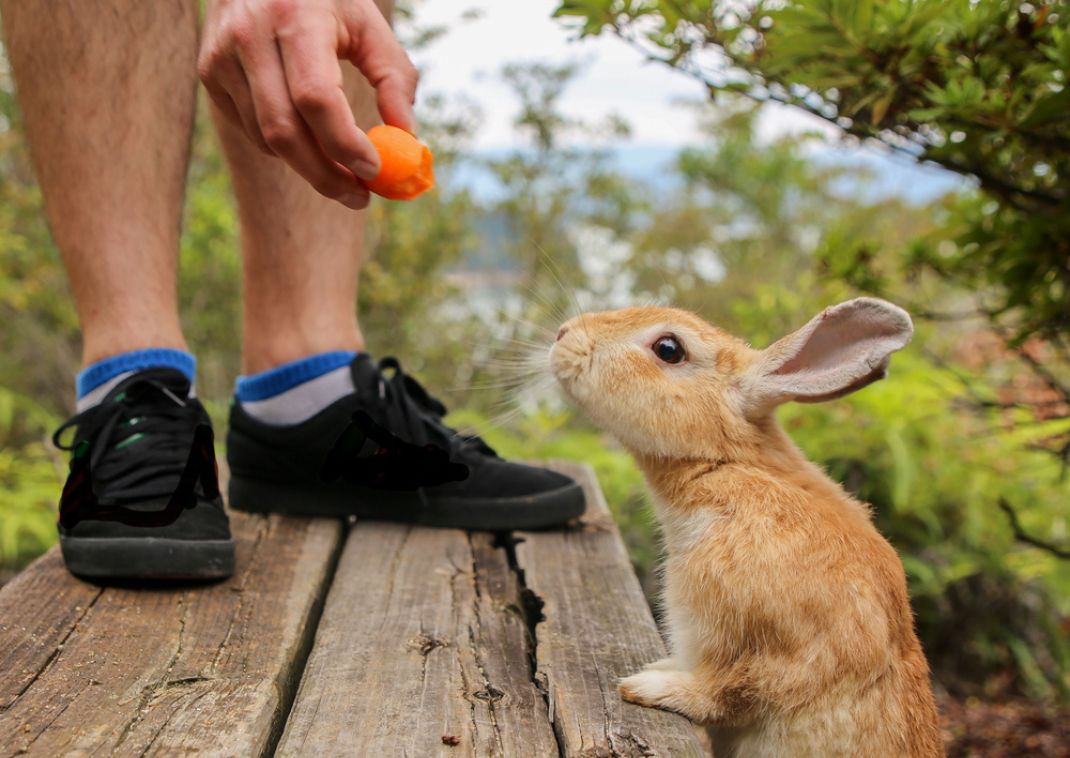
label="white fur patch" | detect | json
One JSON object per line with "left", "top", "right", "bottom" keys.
{"left": 653, "top": 496, "right": 725, "bottom": 555}
{"left": 620, "top": 669, "right": 681, "bottom": 701}
{"left": 652, "top": 496, "right": 726, "bottom": 671}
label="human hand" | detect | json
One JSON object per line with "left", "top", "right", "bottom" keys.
{"left": 198, "top": 0, "right": 418, "bottom": 209}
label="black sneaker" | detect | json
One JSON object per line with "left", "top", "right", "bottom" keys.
{"left": 227, "top": 355, "right": 585, "bottom": 530}
{"left": 53, "top": 369, "right": 235, "bottom": 581}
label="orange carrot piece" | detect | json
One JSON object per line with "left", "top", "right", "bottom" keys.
{"left": 365, "top": 125, "right": 435, "bottom": 201}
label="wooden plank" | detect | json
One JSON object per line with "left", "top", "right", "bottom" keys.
{"left": 0, "top": 512, "right": 342, "bottom": 757}
{"left": 0, "top": 551, "right": 103, "bottom": 712}
{"left": 515, "top": 461, "right": 707, "bottom": 757}
{"left": 277, "top": 525, "right": 559, "bottom": 757}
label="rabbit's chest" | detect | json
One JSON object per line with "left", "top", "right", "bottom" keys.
{"left": 654, "top": 498, "right": 727, "bottom": 556}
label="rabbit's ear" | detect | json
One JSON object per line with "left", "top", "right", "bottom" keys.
{"left": 744, "top": 298, "right": 913, "bottom": 415}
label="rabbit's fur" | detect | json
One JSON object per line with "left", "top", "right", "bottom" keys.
{"left": 550, "top": 298, "right": 942, "bottom": 757}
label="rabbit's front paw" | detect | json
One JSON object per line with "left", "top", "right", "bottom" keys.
{"left": 619, "top": 669, "right": 717, "bottom": 724}
{"left": 620, "top": 670, "right": 670, "bottom": 705}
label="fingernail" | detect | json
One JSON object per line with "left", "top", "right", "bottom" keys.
{"left": 340, "top": 193, "right": 366, "bottom": 210}
{"left": 349, "top": 158, "right": 380, "bottom": 181}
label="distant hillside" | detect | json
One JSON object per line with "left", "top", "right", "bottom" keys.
{"left": 447, "top": 143, "right": 967, "bottom": 204}
{"left": 445, "top": 143, "right": 969, "bottom": 274}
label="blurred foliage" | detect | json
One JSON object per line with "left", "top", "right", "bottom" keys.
{"left": 1, "top": 3, "right": 1068, "bottom": 703}
{"left": 553, "top": 0, "right": 1070, "bottom": 698}
{"left": 359, "top": 91, "right": 480, "bottom": 377}
{"left": 179, "top": 105, "right": 242, "bottom": 410}
{"left": 0, "top": 387, "right": 61, "bottom": 569}
{"left": 554, "top": 0, "right": 1070, "bottom": 331}
{"left": 555, "top": 0, "right": 1070, "bottom": 474}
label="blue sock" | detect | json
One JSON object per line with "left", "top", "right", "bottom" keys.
{"left": 236, "top": 351, "right": 358, "bottom": 425}
{"left": 77, "top": 348, "right": 196, "bottom": 410}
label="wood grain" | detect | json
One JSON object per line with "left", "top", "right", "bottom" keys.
{"left": 276, "top": 524, "right": 559, "bottom": 757}
{"left": 3, "top": 461, "right": 707, "bottom": 756}
{"left": 0, "top": 512, "right": 342, "bottom": 757}
{"left": 515, "top": 461, "right": 707, "bottom": 757}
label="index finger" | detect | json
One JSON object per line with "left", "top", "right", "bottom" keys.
{"left": 346, "top": 1, "right": 419, "bottom": 133}
{"left": 278, "top": 13, "right": 381, "bottom": 180}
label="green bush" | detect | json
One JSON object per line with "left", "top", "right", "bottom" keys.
{"left": 0, "top": 388, "right": 61, "bottom": 569}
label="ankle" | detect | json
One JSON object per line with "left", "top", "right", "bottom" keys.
{"left": 82, "top": 329, "right": 189, "bottom": 368}
{"left": 241, "top": 328, "right": 365, "bottom": 375}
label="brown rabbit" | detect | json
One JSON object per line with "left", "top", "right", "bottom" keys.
{"left": 549, "top": 298, "right": 942, "bottom": 757}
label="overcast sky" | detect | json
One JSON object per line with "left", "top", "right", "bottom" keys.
{"left": 410, "top": 0, "right": 831, "bottom": 149}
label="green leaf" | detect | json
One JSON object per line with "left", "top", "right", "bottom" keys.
{"left": 1018, "top": 89, "right": 1070, "bottom": 130}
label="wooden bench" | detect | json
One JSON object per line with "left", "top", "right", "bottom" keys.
{"left": 0, "top": 462, "right": 706, "bottom": 756}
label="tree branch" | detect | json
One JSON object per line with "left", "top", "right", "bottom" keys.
{"left": 607, "top": 30, "right": 1066, "bottom": 210}
{"left": 1004, "top": 332, "right": 1070, "bottom": 403}
{"left": 998, "top": 498, "right": 1070, "bottom": 560}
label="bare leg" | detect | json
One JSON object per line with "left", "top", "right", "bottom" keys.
{"left": 212, "top": 3, "right": 393, "bottom": 375}
{"left": 0, "top": 0, "right": 198, "bottom": 365}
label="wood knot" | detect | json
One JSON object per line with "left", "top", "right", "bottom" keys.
{"left": 409, "top": 632, "right": 447, "bottom": 656}
{"left": 472, "top": 684, "right": 505, "bottom": 702}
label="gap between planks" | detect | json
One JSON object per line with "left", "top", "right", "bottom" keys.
{"left": 277, "top": 461, "right": 706, "bottom": 757}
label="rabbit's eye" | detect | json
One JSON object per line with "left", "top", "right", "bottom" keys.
{"left": 652, "top": 335, "right": 686, "bottom": 365}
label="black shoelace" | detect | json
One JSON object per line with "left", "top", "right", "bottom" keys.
{"left": 320, "top": 409, "right": 469, "bottom": 490}
{"left": 53, "top": 378, "right": 218, "bottom": 526}
{"left": 374, "top": 357, "right": 497, "bottom": 458}
{"left": 317, "top": 358, "right": 497, "bottom": 491}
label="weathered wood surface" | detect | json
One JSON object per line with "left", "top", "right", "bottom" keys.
{"left": 1, "top": 462, "right": 706, "bottom": 757}
{"left": 0, "top": 513, "right": 342, "bottom": 757}
{"left": 275, "top": 526, "right": 560, "bottom": 757}
{"left": 279, "top": 462, "right": 704, "bottom": 757}
{"left": 515, "top": 462, "right": 707, "bottom": 757}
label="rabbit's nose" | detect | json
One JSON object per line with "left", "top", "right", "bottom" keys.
{"left": 556, "top": 326, "right": 569, "bottom": 342}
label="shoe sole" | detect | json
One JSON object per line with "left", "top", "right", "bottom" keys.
{"left": 228, "top": 475, "right": 586, "bottom": 530}
{"left": 59, "top": 536, "right": 235, "bottom": 581}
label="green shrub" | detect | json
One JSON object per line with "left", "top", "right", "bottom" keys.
{"left": 0, "top": 388, "right": 61, "bottom": 570}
